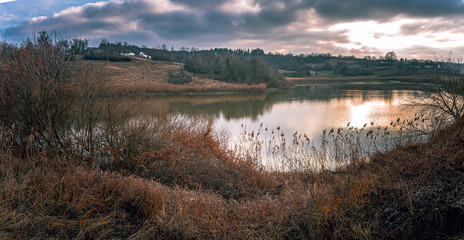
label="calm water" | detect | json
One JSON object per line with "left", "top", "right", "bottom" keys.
{"left": 139, "top": 81, "right": 424, "bottom": 138}
{"left": 133, "top": 81, "right": 429, "bottom": 169}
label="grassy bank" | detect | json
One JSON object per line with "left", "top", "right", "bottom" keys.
{"left": 1, "top": 115, "right": 463, "bottom": 239}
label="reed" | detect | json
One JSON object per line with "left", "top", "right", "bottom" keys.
{"left": 233, "top": 114, "right": 439, "bottom": 172}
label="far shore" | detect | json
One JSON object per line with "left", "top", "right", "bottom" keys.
{"left": 70, "top": 57, "right": 433, "bottom": 96}
{"left": 286, "top": 75, "right": 430, "bottom": 84}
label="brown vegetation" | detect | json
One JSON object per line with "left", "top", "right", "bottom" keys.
{"left": 1, "top": 113, "right": 464, "bottom": 239}
{"left": 0, "top": 32, "right": 73, "bottom": 149}
{"left": 70, "top": 57, "right": 267, "bottom": 95}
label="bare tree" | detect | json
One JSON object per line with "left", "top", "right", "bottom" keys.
{"left": 413, "top": 55, "right": 464, "bottom": 122}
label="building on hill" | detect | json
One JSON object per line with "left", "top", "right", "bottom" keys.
{"left": 139, "top": 52, "right": 151, "bottom": 58}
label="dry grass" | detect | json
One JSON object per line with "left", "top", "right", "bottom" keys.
{"left": 0, "top": 127, "right": 299, "bottom": 239}
{"left": 1, "top": 115, "right": 464, "bottom": 239}
{"left": 70, "top": 57, "right": 267, "bottom": 95}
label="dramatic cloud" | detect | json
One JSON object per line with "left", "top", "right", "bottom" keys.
{"left": 313, "top": 0, "right": 464, "bottom": 21}
{"left": 1, "top": 0, "right": 464, "bottom": 58}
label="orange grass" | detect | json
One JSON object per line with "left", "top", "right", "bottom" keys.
{"left": 1, "top": 116, "right": 464, "bottom": 239}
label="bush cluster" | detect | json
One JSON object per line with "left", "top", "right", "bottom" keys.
{"left": 184, "top": 52, "right": 286, "bottom": 87}
{"left": 83, "top": 52, "right": 132, "bottom": 62}
{"left": 0, "top": 31, "right": 73, "bottom": 148}
{"left": 167, "top": 69, "right": 193, "bottom": 85}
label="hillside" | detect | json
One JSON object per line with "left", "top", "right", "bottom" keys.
{"left": 326, "top": 116, "right": 464, "bottom": 239}
{"left": 70, "top": 57, "right": 267, "bottom": 95}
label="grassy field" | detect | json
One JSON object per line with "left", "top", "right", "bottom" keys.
{"left": 70, "top": 57, "right": 267, "bottom": 95}
{"left": 71, "top": 56, "right": 433, "bottom": 94}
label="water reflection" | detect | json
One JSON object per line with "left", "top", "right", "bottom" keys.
{"left": 133, "top": 94, "right": 275, "bottom": 121}
{"left": 215, "top": 90, "right": 414, "bottom": 142}
{"left": 133, "top": 81, "right": 421, "bottom": 115}
{"left": 115, "top": 81, "right": 429, "bottom": 170}
{"left": 214, "top": 82, "right": 424, "bottom": 139}
{"left": 128, "top": 81, "right": 426, "bottom": 140}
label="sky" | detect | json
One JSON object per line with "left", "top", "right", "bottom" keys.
{"left": 1, "top": 0, "right": 464, "bottom": 59}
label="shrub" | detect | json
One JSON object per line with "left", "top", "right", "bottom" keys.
{"left": 0, "top": 32, "right": 73, "bottom": 149}
{"left": 83, "top": 52, "right": 131, "bottom": 62}
{"left": 167, "top": 69, "right": 193, "bottom": 84}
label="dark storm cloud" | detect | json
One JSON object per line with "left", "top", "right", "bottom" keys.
{"left": 313, "top": 0, "right": 464, "bottom": 21}
{"left": 80, "top": 0, "right": 148, "bottom": 19}
{"left": 169, "top": 0, "right": 226, "bottom": 9}
{"left": 400, "top": 19, "right": 464, "bottom": 35}
{"left": 2, "top": 0, "right": 464, "bottom": 57}
{"left": 5, "top": 14, "right": 121, "bottom": 39}
{"left": 124, "top": 0, "right": 314, "bottom": 42}
{"left": 137, "top": 11, "right": 215, "bottom": 40}
{"left": 165, "top": 0, "right": 464, "bottom": 25}
{"left": 3, "top": 0, "right": 319, "bottom": 41}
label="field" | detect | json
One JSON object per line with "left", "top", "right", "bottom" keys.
{"left": 71, "top": 57, "right": 267, "bottom": 95}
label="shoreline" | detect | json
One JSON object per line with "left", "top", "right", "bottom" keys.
{"left": 97, "top": 84, "right": 273, "bottom": 97}
{"left": 286, "top": 75, "right": 430, "bottom": 84}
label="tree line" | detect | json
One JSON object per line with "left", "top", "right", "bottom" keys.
{"left": 69, "top": 37, "right": 449, "bottom": 80}
{"left": 182, "top": 51, "right": 285, "bottom": 87}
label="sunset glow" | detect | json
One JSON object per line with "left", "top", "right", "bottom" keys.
{"left": 349, "top": 101, "right": 386, "bottom": 128}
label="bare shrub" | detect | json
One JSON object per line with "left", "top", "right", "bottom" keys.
{"left": 0, "top": 32, "right": 72, "bottom": 149}
{"left": 69, "top": 65, "right": 110, "bottom": 157}
{"left": 412, "top": 55, "right": 464, "bottom": 124}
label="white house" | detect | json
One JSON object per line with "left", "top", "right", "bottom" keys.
{"left": 139, "top": 52, "right": 151, "bottom": 58}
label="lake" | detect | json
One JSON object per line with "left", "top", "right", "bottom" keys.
{"left": 131, "top": 80, "right": 430, "bottom": 170}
